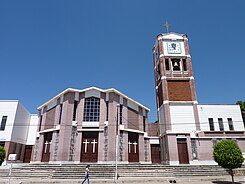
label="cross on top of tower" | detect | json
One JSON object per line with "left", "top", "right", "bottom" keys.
{"left": 163, "top": 21, "right": 171, "bottom": 33}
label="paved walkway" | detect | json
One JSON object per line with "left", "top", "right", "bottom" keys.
{"left": 1, "top": 176, "right": 245, "bottom": 184}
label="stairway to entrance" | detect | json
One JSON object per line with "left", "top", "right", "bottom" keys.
{"left": 0, "top": 164, "right": 230, "bottom": 179}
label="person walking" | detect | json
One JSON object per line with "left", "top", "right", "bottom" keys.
{"left": 82, "top": 165, "right": 90, "bottom": 184}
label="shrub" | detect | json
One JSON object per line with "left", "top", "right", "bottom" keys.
{"left": 0, "top": 146, "right": 6, "bottom": 166}
{"left": 213, "top": 140, "right": 244, "bottom": 184}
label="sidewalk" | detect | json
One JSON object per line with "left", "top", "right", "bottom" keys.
{"left": 1, "top": 176, "right": 245, "bottom": 184}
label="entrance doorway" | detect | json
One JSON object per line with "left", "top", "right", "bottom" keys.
{"left": 41, "top": 132, "right": 52, "bottom": 162}
{"left": 128, "top": 132, "right": 139, "bottom": 162}
{"left": 177, "top": 138, "right": 189, "bottom": 164}
{"left": 80, "top": 132, "right": 98, "bottom": 162}
{"left": 151, "top": 144, "right": 161, "bottom": 163}
{"left": 23, "top": 145, "right": 32, "bottom": 163}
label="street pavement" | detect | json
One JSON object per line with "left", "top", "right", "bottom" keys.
{"left": 1, "top": 176, "right": 245, "bottom": 184}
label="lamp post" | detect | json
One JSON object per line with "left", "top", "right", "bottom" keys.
{"left": 115, "top": 104, "right": 120, "bottom": 183}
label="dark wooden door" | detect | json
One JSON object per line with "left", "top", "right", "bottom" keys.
{"left": 128, "top": 133, "right": 139, "bottom": 162}
{"left": 81, "top": 132, "right": 98, "bottom": 162}
{"left": 151, "top": 144, "right": 161, "bottom": 163}
{"left": 41, "top": 132, "right": 52, "bottom": 162}
{"left": 23, "top": 146, "right": 32, "bottom": 163}
{"left": 177, "top": 138, "right": 189, "bottom": 164}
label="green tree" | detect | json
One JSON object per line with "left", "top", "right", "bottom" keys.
{"left": 213, "top": 140, "right": 244, "bottom": 184}
{"left": 0, "top": 146, "right": 6, "bottom": 166}
{"left": 236, "top": 101, "right": 245, "bottom": 111}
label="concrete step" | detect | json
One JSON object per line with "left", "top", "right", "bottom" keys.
{"left": 0, "top": 164, "right": 232, "bottom": 179}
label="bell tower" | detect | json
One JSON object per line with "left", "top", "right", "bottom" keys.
{"left": 153, "top": 32, "right": 198, "bottom": 105}
{"left": 153, "top": 31, "right": 200, "bottom": 164}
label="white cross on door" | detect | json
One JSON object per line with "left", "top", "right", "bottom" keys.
{"left": 83, "top": 139, "right": 89, "bottom": 153}
{"left": 44, "top": 141, "right": 49, "bottom": 153}
{"left": 91, "top": 139, "right": 98, "bottom": 153}
{"left": 128, "top": 141, "right": 132, "bottom": 153}
{"left": 133, "top": 141, "right": 138, "bottom": 153}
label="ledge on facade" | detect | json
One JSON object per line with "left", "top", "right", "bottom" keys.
{"left": 225, "top": 131, "right": 244, "bottom": 135}
{"left": 77, "top": 128, "right": 104, "bottom": 132}
{"left": 120, "top": 127, "right": 145, "bottom": 134}
{"left": 168, "top": 101, "right": 198, "bottom": 105}
{"left": 203, "top": 131, "right": 244, "bottom": 136}
{"left": 164, "top": 77, "right": 192, "bottom": 81}
{"left": 39, "top": 126, "right": 60, "bottom": 134}
{"left": 204, "top": 131, "right": 224, "bottom": 135}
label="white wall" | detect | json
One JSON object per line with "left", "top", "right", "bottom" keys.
{"left": 11, "top": 102, "right": 31, "bottom": 144}
{"left": 170, "top": 104, "right": 196, "bottom": 133}
{"left": 26, "top": 114, "right": 39, "bottom": 145}
{"left": 0, "top": 101, "right": 18, "bottom": 142}
{"left": 198, "top": 105, "right": 244, "bottom": 131}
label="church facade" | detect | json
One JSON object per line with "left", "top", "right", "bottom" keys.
{"left": 32, "top": 87, "right": 158, "bottom": 164}
{"left": 153, "top": 32, "right": 245, "bottom": 165}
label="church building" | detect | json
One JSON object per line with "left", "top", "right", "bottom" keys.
{"left": 153, "top": 32, "right": 245, "bottom": 165}
{"left": 2, "top": 30, "right": 244, "bottom": 166}
{"left": 32, "top": 31, "right": 245, "bottom": 165}
{"left": 32, "top": 87, "right": 157, "bottom": 164}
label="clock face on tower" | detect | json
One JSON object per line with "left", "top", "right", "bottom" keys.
{"left": 167, "top": 42, "right": 181, "bottom": 54}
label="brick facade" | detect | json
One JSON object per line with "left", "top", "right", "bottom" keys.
{"left": 167, "top": 80, "right": 192, "bottom": 101}
{"left": 33, "top": 87, "right": 151, "bottom": 164}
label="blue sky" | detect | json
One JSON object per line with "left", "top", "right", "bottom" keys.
{"left": 0, "top": 0, "right": 244, "bottom": 122}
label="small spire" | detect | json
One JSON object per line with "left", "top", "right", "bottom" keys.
{"left": 163, "top": 21, "right": 171, "bottom": 33}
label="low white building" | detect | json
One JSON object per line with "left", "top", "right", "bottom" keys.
{"left": 192, "top": 104, "right": 245, "bottom": 165}
{"left": 164, "top": 103, "right": 245, "bottom": 165}
{"left": 0, "top": 101, "right": 38, "bottom": 164}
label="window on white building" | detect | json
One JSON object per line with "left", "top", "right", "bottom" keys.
{"left": 227, "top": 118, "right": 234, "bottom": 131}
{"left": 208, "top": 118, "right": 214, "bottom": 131}
{"left": 0, "top": 116, "right": 7, "bottom": 131}
{"left": 83, "top": 97, "right": 100, "bottom": 122}
{"left": 218, "top": 118, "right": 224, "bottom": 131}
